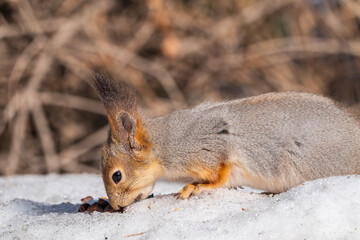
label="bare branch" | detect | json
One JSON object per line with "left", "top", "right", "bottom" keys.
{"left": 31, "top": 97, "right": 60, "bottom": 173}
{"left": 39, "top": 92, "right": 105, "bottom": 115}
{"left": 5, "top": 107, "right": 29, "bottom": 175}
{"left": 59, "top": 126, "right": 108, "bottom": 166}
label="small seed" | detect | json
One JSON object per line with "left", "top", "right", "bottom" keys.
{"left": 81, "top": 196, "right": 93, "bottom": 203}
{"left": 104, "top": 205, "right": 116, "bottom": 213}
{"left": 78, "top": 203, "right": 90, "bottom": 212}
{"left": 98, "top": 199, "right": 110, "bottom": 209}
{"left": 87, "top": 203, "right": 104, "bottom": 213}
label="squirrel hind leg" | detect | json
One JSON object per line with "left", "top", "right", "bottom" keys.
{"left": 175, "top": 163, "right": 232, "bottom": 199}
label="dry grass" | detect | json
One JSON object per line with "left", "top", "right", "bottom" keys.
{"left": 1, "top": 0, "right": 360, "bottom": 175}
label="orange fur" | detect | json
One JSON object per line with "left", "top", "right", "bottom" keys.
{"left": 134, "top": 116, "right": 152, "bottom": 153}
{"left": 177, "top": 163, "right": 233, "bottom": 199}
{"left": 102, "top": 141, "right": 164, "bottom": 208}
{"left": 187, "top": 164, "right": 218, "bottom": 181}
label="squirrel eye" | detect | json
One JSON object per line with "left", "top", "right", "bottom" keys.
{"left": 112, "top": 171, "right": 122, "bottom": 184}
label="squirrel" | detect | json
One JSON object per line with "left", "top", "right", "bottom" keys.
{"left": 91, "top": 69, "right": 360, "bottom": 210}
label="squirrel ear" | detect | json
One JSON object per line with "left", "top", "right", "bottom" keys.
{"left": 117, "top": 112, "right": 140, "bottom": 152}
{"left": 91, "top": 68, "right": 141, "bottom": 152}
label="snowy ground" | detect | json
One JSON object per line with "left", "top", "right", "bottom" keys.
{"left": 0, "top": 174, "right": 359, "bottom": 240}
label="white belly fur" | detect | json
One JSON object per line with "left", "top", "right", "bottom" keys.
{"left": 225, "top": 157, "right": 298, "bottom": 193}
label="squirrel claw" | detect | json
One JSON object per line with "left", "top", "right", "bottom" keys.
{"left": 174, "top": 192, "right": 181, "bottom": 199}
{"left": 176, "top": 184, "right": 198, "bottom": 199}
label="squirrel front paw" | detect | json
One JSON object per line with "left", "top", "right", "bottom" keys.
{"left": 175, "top": 183, "right": 197, "bottom": 199}
{"left": 175, "top": 164, "right": 233, "bottom": 199}
{"left": 175, "top": 183, "right": 217, "bottom": 199}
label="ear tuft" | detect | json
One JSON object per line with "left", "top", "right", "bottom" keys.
{"left": 91, "top": 67, "right": 136, "bottom": 114}
{"left": 91, "top": 68, "right": 144, "bottom": 153}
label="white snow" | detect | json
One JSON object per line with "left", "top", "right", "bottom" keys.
{"left": 0, "top": 174, "right": 359, "bottom": 240}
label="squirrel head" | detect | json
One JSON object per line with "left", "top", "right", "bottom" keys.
{"left": 92, "top": 69, "right": 163, "bottom": 209}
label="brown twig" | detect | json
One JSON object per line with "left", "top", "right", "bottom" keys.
{"left": 4, "top": 107, "right": 29, "bottom": 175}
{"left": 82, "top": 12, "right": 186, "bottom": 105}
{"left": 245, "top": 37, "right": 360, "bottom": 60}
{"left": 4, "top": 50, "right": 52, "bottom": 175}
{"left": 3, "top": 1, "right": 104, "bottom": 175}
{"left": 124, "top": 232, "right": 145, "bottom": 238}
{"left": 39, "top": 92, "right": 105, "bottom": 115}
{"left": 86, "top": 33, "right": 186, "bottom": 105}
{"left": 55, "top": 49, "right": 91, "bottom": 80}
{"left": 0, "top": 17, "right": 67, "bottom": 39}
{"left": 31, "top": 96, "right": 60, "bottom": 173}
{"left": 17, "top": 0, "right": 43, "bottom": 35}
{"left": 59, "top": 126, "right": 108, "bottom": 166}
{"left": 8, "top": 36, "right": 47, "bottom": 96}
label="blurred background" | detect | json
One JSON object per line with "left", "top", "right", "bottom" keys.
{"left": 1, "top": 0, "right": 360, "bottom": 175}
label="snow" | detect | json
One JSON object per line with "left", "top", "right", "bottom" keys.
{"left": 0, "top": 174, "right": 359, "bottom": 240}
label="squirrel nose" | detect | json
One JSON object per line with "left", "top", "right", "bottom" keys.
{"left": 110, "top": 202, "right": 124, "bottom": 210}
{"left": 111, "top": 199, "right": 131, "bottom": 209}
{"left": 109, "top": 199, "right": 122, "bottom": 210}
{"left": 135, "top": 193, "right": 143, "bottom": 202}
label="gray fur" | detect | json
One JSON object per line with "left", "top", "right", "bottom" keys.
{"left": 145, "top": 92, "right": 360, "bottom": 192}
